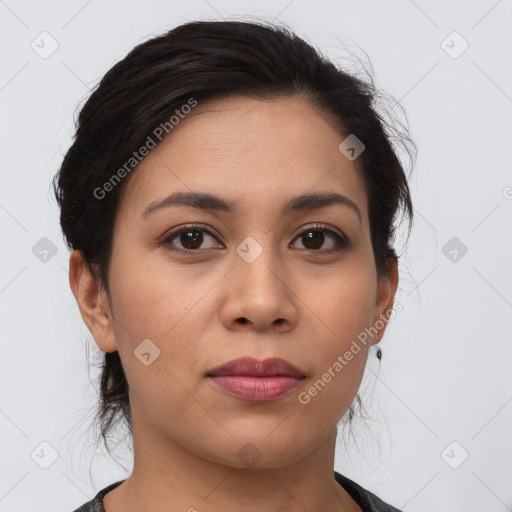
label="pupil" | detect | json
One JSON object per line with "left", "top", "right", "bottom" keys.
{"left": 304, "top": 230, "right": 323, "bottom": 249}
{"left": 181, "top": 230, "right": 203, "bottom": 249}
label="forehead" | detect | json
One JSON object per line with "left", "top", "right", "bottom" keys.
{"left": 117, "top": 95, "right": 368, "bottom": 221}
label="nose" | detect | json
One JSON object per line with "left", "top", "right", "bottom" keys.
{"left": 220, "top": 243, "right": 298, "bottom": 333}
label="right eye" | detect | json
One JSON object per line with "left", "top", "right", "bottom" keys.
{"left": 161, "top": 224, "right": 223, "bottom": 253}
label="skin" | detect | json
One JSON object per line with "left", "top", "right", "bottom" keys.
{"left": 69, "top": 95, "right": 398, "bottom": 512}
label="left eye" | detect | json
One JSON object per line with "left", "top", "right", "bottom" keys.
{"left": 291, "top": 227, "right": 347, "bottom": 252}
{"left": 162, "top": 224, "right": 347, "bottom": 253}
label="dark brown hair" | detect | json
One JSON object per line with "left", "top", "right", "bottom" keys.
{"left": 53, "top": 19, "right": 414, "bottom": 454}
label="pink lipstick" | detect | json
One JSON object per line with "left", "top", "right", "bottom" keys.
{"left": 206, "top": 357, "right": 305, "bottom": 402}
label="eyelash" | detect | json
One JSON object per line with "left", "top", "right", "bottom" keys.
{"left": 161, "top": 223, "right": 349, "bottom": 255}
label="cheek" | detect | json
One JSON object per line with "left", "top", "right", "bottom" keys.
{"left": 107, "top": 247, "right": 222, "bottom": 406}
{"left": 109, "top": 261, "right": 199, "bottom": 360}
{"left": 109, "top": 231, "right": 199, "bottom": 333}
{"left": 305, "top": 261, "right": 377, "bottom": 347}
{"left": 107, "top": 265, "right": 206, "bottom": 435}
{"left": 296, "top": 269, "right": 376, "bottom": 413}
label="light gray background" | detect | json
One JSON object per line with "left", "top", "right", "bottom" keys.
{"left": 1, "top": 1, "right": 511, "bottom": 511}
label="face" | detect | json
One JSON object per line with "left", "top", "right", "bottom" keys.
{"left": 72, "top": 95, "right": 397, "bottom": 469}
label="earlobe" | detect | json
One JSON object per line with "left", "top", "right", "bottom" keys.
{"left": 371, "top": 258, "right": 399, "bottom": 344}
{"left": 68, "top": 250, "right": 118, "bottom": 353}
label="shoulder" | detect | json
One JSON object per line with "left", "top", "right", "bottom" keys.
{"left": 335, "top": 471, "right": 403, "bottom": 512}
{"left": 70, "top": 480, "right": 125, "bottom": 512}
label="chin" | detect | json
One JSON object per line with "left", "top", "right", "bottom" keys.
{"left": 200, "top": 432, "right": 318, "bottom": 470}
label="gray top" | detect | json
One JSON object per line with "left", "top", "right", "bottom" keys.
{"left": 71, "top": 471, "right": 403, "bottom": 512}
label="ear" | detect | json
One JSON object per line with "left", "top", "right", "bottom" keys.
{"left": 68, "top": 250, "right": 118, "bottom": 353}
{"left": 369, "top": 258, "right": 399, "bottom": 345}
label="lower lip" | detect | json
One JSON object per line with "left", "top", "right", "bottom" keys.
{"left": 207, "top": 375, "right": 303, "bottom": 402}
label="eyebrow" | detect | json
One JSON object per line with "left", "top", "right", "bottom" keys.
{"left": 142, "top": 191, "right": 361, "bottom": 223}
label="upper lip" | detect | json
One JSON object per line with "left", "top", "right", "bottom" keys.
{"left": 206, "top": 357, "right": 305, "bottom": 378}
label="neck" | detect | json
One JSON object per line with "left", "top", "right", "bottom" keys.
{"left": 103, "top": 406, "right": 360, "bottom": 512}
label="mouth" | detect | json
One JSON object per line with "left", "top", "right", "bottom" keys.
{"left": 206, "top": 357, "right": 306, "bottom": 402}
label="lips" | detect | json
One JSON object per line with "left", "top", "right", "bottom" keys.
{"left": 206, "top": 357, "right": 306, "bottom": 402}
{"left": 206, "top": 357, "right": 305, "bottom": 378}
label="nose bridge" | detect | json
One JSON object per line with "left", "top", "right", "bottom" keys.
{"left": 228, "top": 233, "right": 296, "bottom": 329}
{"left": 235, "top": 233, "right": 285, "bottom": 295}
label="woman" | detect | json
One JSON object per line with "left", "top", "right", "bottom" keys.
{"left": 54, "top": 19, "right": 414, "bottom": 512}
